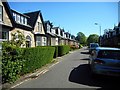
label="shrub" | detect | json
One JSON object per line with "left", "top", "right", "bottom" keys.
{"left": 79, "top": 44, "right": 83, "bottom": 48}
{"left": 58, "top": 45, "right": 70, "bottom": 56}
{"left": 70, "top": 45, "right": 79, "bottom": 51}
{"left": 21, "top": 47, "right": 55, "bottom": 74}
{"left": 2, "top": 42, "right": 24, "bottom": 83}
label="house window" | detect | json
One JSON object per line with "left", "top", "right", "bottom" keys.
{"left": 43, "top": 37, "right": 46, "bottom": 46}
{"left": 20, "top": 16, "right": 24, "bottom": 24}
{"left": 26, "top": 35, "right": 31, "bottom": 47}
{"left": 25, "top": 18, "right": 27, "bottom": 25}
{"left": 36, "top": 36, "right": 41, "bottom": 46}
{"left": 16, "top": 14, "right": 20, "bottom": 23}
{"left": 2, "top": 31, "right": 8, "bottom": 40}
{"left": 23, "top": 17, "right": 25, "bottom": 24}
{"left": 0, "top": 5, "right": 3, "bottom": 22}
{"left": 38, "top": 22, "right": 42, "bottom": 32}
{"left": 13, "top": 13, "right": 16, "bottom": 21}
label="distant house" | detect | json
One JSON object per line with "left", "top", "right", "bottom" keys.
{"left": 64, "top": 32, "right": 69, "bottom": 45}
{"left": 101, "top": 23, "right": 120, "bottom": 48}
{"left": 51, "top": 27, "right": 59, "bottom": 45}
{"left": 44, "top": 20, "right": 57, "bottom": 46}
{"left": 24, "top": 10, "right": 47, "bottom": 46}
{"left": 53, "top": 27, "right": 66, "bottom": 45}
{"left": 0, "top": 2, "right": 13, "bottom": 42}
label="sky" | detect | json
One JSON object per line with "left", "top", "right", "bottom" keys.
{"left": 8, "top": 1, "right": 118, "bottom": 37}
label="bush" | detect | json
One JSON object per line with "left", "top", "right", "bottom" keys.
{"left": 21, "top": 47, "right": 55, "bottom": 74}
{"left": 70, "top": 45, "right": 79, "bottom": 51}
{"left": 79, "top": 44, "right": 83, "bottom": 48}
{"left": 2, "top": 42, "right": 24, "bottom": 83}
{"left": 58, "top": 45, "right": 70, "bottom": 56}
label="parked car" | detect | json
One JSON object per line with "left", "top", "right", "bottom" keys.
{"left": 89, "top": 43, "right": 99, "bottom": 53}
{"left": 89, "top": 47, "right": 120, "bottom": 77}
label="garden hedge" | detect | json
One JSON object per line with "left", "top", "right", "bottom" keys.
{"left": 21, "top": 47, "right": 55, "bottom": 74}
{"left": 58, "top": 45, "right": 70, "bottom": 56}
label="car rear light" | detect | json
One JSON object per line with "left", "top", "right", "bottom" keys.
{"left": 94, "top": 59, "right": 105, "bottom": 64}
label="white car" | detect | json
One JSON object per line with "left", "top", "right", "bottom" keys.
{"left": 89, "top": 43, "right": 99, "bottom": 53}
{"left": 89, "top": 47, "right": 120, "bottom": 77}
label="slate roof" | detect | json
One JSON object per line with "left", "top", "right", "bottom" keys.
{"left": 24, "top": 10, "right": 45, "bottom": 30}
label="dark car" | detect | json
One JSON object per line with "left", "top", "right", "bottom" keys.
{"left": 89, "top": 47, "right": 120, "bottom": 77}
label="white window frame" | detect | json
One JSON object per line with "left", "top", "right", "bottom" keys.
{"left": 13, "top": 13, "right": 17, "bottom": 21}
{"left": 36, "top": 36, "right": 41, "bottom": 46}
{"left": 25, "top": 18, "right": 27, "bottom": 25}
{"left": 0, "top": 5, "right": 3, "bottom": 22}
{"left": 16, "top": 14, "right": 20, "bottom": 23}
{"left": 20, "top": 16, "right": 24, "bottom": 24}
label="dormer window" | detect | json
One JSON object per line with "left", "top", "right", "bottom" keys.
{"left": 13, "top": 13, "right": 16, "bottom": 21}
{"left": 12, "top": 12, "right": 28, "bottom": 25}
{"left": 25, "top": 18, "right": 27, "bottom": 25}
{"left": 16, "top": 14, "right": 20, "bottom": 23}
{"left": 0, "top": 5, "right": 3, "bottom": 22}
{"left": 20, "top": 16, "right": 24, "bottom": 24}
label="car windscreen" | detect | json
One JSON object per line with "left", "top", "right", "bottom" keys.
{"left": 90, "top": 44, "right": 99, "bottom": 48}
{"left": 97, "top": 50, "right": 120, "bottom": 60}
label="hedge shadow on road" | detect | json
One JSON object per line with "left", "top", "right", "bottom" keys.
{"left": 68, "top": 64, "right": 120, "bottom": 89}
{"left": 80, "top": 52, "right": 90, "bottom": 55}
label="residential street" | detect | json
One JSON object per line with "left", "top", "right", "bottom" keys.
{"left": 13, "top": 47, "right": 120, "bottom": 89}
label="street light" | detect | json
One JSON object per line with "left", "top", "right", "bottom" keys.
{"left": 94, "top": 23, "right": 102, "bottom": 46}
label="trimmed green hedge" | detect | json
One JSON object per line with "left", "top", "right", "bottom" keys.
{"left": 58, "top": 45, "right": 70, "bottom": 56}
{"left": 2, "top": 44, "right": 55, "bottom": 83}
{"left": 21, "top": 47, "right": 55, "bottom": 74}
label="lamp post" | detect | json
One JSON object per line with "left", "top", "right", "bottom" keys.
{"left": 94, "top": 23, "right": 102, "bottom": 46}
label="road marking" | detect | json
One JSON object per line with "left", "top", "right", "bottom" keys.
{"left": 11, "top": 78, "right": 31, "bottom": 88}
{"left": 42, "top": 69, "right": 48, "bottom": 74}
{"left": 11, "top": 60, "right": 60, "bottom": 88}
{"left": 36, "top": 69, "right": 48, "bottom": 76}
{"left": 49, "top": 61, "right": 59, "bottom": 69}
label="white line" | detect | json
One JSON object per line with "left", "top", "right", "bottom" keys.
{"left": 11, "top": 78, "right": 31, "bottom": 88}
{"left": 42, "top": 70, "right": 48, "bottom": 74}
{"left": 36, "top": 69, "right": 47, "bottom": 76}
{"left": 49, "top": 62, "right": 59, "bottom": 68}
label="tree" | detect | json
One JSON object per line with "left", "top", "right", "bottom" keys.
{"left": 75, "top": 32, "right": 87, "bottom": 45}
{"left": 87, "top": 34, "right": 99, "bottom": 46}
{"left": 10, "top": 30, "right": 26, "bottom": 47}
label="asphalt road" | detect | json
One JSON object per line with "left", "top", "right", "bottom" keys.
{"left": 13, "top": 47, "right": 120, "bottom": 89}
